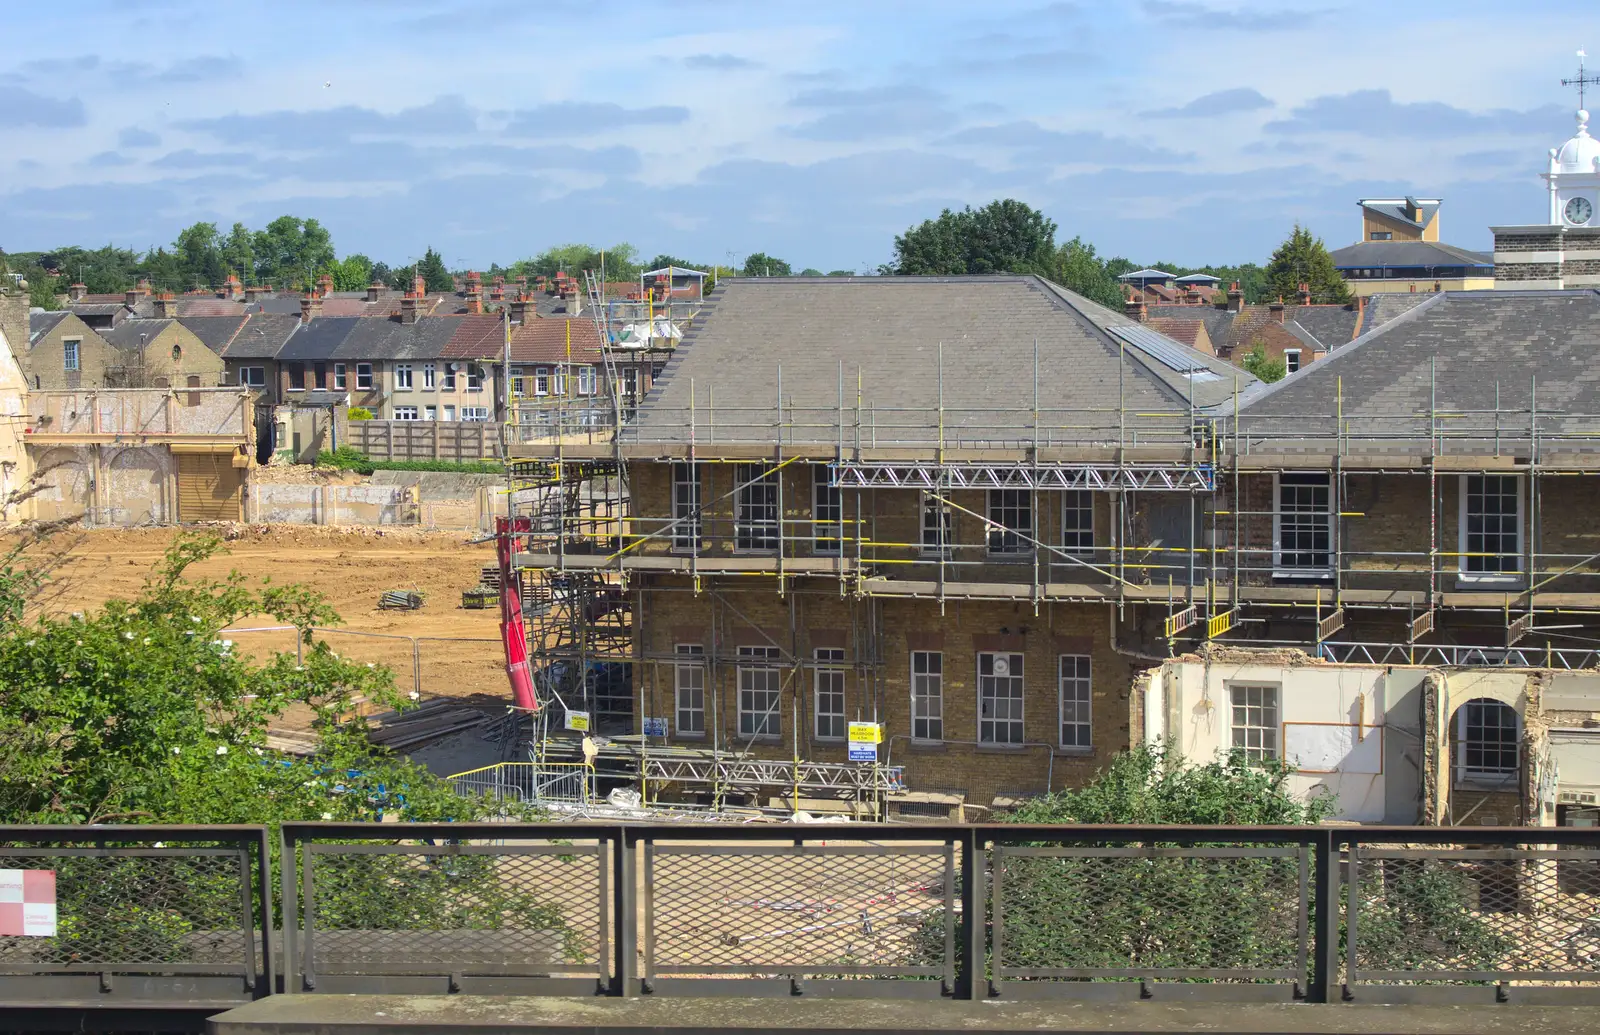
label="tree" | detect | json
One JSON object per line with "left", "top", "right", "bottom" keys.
{"left": 252, "top": 216, "right": 335, "bottom": 290}
{"left": 886, "top": 199, "right": 1057, "bottom": 276}
{"left": 741, "top": 252, "right": 791, "bottom": 277}
{"left": 1264, "top": 224, "right": 1351, "bottom": 305}
{"left": 1241, "top": 342, "right": 1287, "bottom": 383}
{"left": 173, "top": 221, "right": 224, "bottom": 289}
{"left": 27, "top": 276, "right": 59, "bottom": 309}
{"left": 329, "top": 253, "right": 375, "bottom": 292}
{"left": 415, "top": 247, "right": 453, "bottom": 293}
{"left": 1048, "top": 236, "right": 1125, "bottom": 310}
{"left": 826, "top": 269, "right": 856, "bottom": 277}
{"left": 219, "top": 223, "right": 255, "bottom": 284}
{"left": 799, "top": 267, "right": 823, "bottom": 277}
{"left": 648, "top": 254, "right": 700, "bottom": 272}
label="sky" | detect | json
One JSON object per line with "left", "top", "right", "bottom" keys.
{"left": 0, "top": 0, "right": 1595, "bottom": 272}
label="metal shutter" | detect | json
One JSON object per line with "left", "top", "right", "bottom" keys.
{"left": 176, "top": 452, "right": 243, "bottom": 522}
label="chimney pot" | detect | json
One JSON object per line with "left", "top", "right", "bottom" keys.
{"left": 1226, "top": 281, "right": 1244, "bottom": 312}
{"left": 136, "top": 279, "right": 153, "bottom": 296}
{"left": 414, "top": 273, "right": 426, "bottom": 296}
{"left": 400, "top": 293, "right": 420, "bottom": 324}
{"left": 155, "top": 292, "right": 178, "bottom": 318}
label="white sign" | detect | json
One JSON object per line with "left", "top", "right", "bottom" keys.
{"left": 642, "top": 717, "right": 668, "bottom": 737}
{"left": 565, "top": 710, "right": 591, "bottom": 732}
{"left": 849, "top": 741, "right": 878, "bottom": 763}
{"left": 0, "top": 869, "right": 57, "bottom": 937}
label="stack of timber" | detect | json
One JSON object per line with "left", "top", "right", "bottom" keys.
{"left": 366, "top": 698, "right": 488, "bottom": 750}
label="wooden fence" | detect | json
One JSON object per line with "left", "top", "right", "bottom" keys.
{"left": 346, "top": 420, "right": 501, "bottom": 461}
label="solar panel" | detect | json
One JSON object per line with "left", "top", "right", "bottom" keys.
{"left": 1107, "top": 324, "right": 1212, "bottom": 373}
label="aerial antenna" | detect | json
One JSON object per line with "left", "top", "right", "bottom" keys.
{"left": 1562, "top": 49, "right": 1600, "bottom": 110}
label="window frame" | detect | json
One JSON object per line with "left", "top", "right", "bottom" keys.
{"left": 1229, "top": 682, "right": 1280, "bottom": 763}
{"left": 394, "top": 363, "right": 413, "bottom": 390}
{"left": 576, "top": 365, "right": 596, "bottom": 396}
{"left": 986, "top": 488, "right": 1032, "bottom": 557}
{"left": 1061, "top": 489, "right": 1094, "bottom": 559}
{"left": 442, "top": 404, "right": 456, "bottom": 422}
{"left": 737, "top": 644, "right": 782, "bottom": 738}
{"left": 356, "top": 363, "right": 373, "bottom": 390}
{"left": 674, "top": 644, "right": 706, "bottom": 737}
{"left": 1456, "top": 698, "right": 1520, "bottom": 785}
{"left": 1458, "top": 474, "right": 1524, "bottom": 584}
{"left": 442, "top": 365, "right": 457, "bottom": 391}
{"left": 392, "top": 405, "right": 419, "bottom": 421}
{"left": 920, "top": 492, "right": 952, "bottom": 559}
{"left": 461, "top": 406, "right": 489, "bottom": 422}
{"left": 813, "top": 647, "right": 846, "bottom": 741}
{"left": 466, "top": 363, "right": 484, "bottom": 392}
{"left": 812, "top": 464, "right": 842, "bottom": 555}
{"left": 1283, "top": 349, "right": 1301, "bottom": 374}
{"left": 1058, "top": 654, "right": 1092, "bottom": 751}
{"left": 239, "top": 365, "right": 265, "bottom": 388}
{"left": 734, "top": 462, "right": 779, "bottom": 553}
{"left": 1273, "top": 471, "right": 1333, "bottom": 578}
{"left": 62, "top": 338, "right": 81, "bottom": 372}
{"left": 671, "top": 461, "right": 702, "bottom": 552}
{"left": 287, "top": 362, "right": 305, "bottom": 391}
{"left": 534, "top": 367, "right": 550, "bottom": 396}
{"left": 333, "top": 363, "right": 346, "bottom": 390}
{"left": 911, "top": 650, "right": 943, "bottom": 743}
{"left": 977, "top": 651, "right": 1024, "bottom": 746}
{"left": 423, "top": 362, "right": 436, "bottom": 389}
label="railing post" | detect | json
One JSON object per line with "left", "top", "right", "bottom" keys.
{"left": 614, "top": 826, "right": 638, "bottom": 996}
{"left": 957, "top": 827, "right": 987, "bottom": 1000}
{"left": 1308, "top": 827, "right": 1340, "bottom": 1003}
{"left": 280, "top": 825, "right": 299, "bottom": 994}
{"left": 257, "top": 826, "right": 276, "bottom": 998}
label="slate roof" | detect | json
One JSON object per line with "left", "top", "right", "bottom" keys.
{"left": 335, "top": 314, "right": 461, "bottom": 360}
{"left": 1144, "top": 302, "right": 1362, "bottom": 357}
{"left": 220, "top": 314, "right": 300, "bottom": 359}
{"left": 28, "top": 311, "right": 68, "bottom": 343}
{"left": 1237, "top": 290, "right": 1600, "bottom": 452}
{"left": 1286, "top": 305, "right": 1363, "bottom": 350}
{"left": 1174, "top": 273, "right": 1222, "bottom": 285}
{"left": 277, "top": 317, "right": 359, "bottom": 361}
{"left": 180, "top": 316, "right": 248, "bottom": 352}
{"left": 1329, "top": 240, "right": 1493, "bottom": 270}
{"left": 1362, "top": 291, "right": 1434, "bottom": 331}
{"left": 626, "top": 276, "right": 1251, "bottom": 449}
{"left": 101, "top": 318, "right": 172, "bottom": 351}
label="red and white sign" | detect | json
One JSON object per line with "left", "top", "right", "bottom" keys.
{"left": 0, "top": 869, "right": 57, "bottom": 937}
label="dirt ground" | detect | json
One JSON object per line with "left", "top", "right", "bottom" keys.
{"left": 25, "top": 525, "right": 516, "bottom": 709}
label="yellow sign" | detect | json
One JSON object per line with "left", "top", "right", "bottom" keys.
{"left": 848, "top": 722, "right": 883, "bottom": 744}
{"left": 565, "top": 710, "right": 591, "bottom": 732}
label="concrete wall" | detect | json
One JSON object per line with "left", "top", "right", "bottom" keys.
{"left": 0, "top": 296, "right": 31, "bottom": 522}
{"left": 247, "top": 479, "right": 505, "bottom": 530}
{"left": 31, "top": 388, "right": 252, "bottom": 438}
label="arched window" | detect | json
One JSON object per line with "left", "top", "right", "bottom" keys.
{"left": 1457, "top": 698, "right": 1519, "bottom": 782}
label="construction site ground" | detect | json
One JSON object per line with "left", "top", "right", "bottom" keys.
{"left": 25, "top": 525, "right": 517, "bottom": 775}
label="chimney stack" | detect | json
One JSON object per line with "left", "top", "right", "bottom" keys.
{"left": 562, "top": 287, "right": 582, "bottom": 316}
{"left": 68, "top": 282, "right": 87, "bottom": 302}
{"left": 1226, "top": 281, "right": 1244, "bottom": 313}
{"left": 464, "top": 272, "right": 484, "bottom": 314}
{"left": 155, "top": 292, "right": 178, "bottom": 318}
{"left": 414, "top": 272, "right": 426, "bottom": 296}
{"left": 125, "top": 288, "right": 139, "bottom": 309}
{"left": 224, "top": 274, "right": 243, "bottom": 300}
{"left": 136, "top": 278, "right": 153, "bottom": 296}
{"left": 367, "top": 280, "right": 384, "bottom": 303}
{"left": 300, "top": 293, "right": 323, "bottom": 324}
{"left": 400, "top": 292, "right": 420, "bottom": 325}
{"left": 1297, "top": 282, "right": 1311, "bottom": 306}
{"left": 489, "top": 285, "right": 504, "bottom": 302}
{"left": 510, "top": 293, "right": 533, "bottom": 325}
{"left": 1271, "top": 297, "right": 1286, "bottom": 323}
{"left": 317, "top": 273, "right": 334, "bottom": 299}
{"left": 1123, "top": 295, "right": 1147, "bottom": 322}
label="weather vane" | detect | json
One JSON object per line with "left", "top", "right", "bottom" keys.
{"left": 1563, "top": 49, "right": 1600, "bottom": 110}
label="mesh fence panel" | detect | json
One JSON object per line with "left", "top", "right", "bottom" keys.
{"left": 994, "top": 846, "right": 1308, "bottom": 982}
{"left": 644, "top": 844, "right": 953, "bottom": 979}
{"left": 305, "top": 843, "right": 605, "bottom": 976}
{"left": 1351, "top": 842, "right": 1600, "bottom": 983}
{"left": 0, "top": 846, "right": 252, "bottom": 970}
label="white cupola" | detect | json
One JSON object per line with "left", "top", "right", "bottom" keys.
{"left": 1546, "top": 109, "right": 1600, "bottom": 226}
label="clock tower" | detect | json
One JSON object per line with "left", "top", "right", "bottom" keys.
{"left": 1493, "top": 54, "right": 1600, "bottom": 288}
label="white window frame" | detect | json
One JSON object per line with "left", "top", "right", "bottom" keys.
{"left": 621, "top": 366, "right": 640, "bottom": 399}
{"left": 423, "top": 362, "right": 436, "bottom": 389}
{"left": 1458, "top": 474, "right": 1523, "bottom": 584}
{"left": 63, "top": 338, "right": 81, "bottom": 372}
{"left": 977, "top": 651, "right": 1024, "bottom": 745}
{"left": 812, "top": 464, "right": 842, "bottom": 555}
{"left": 576, "top": 365, "right": 597, "bottom": 396}
{"left": 395, "top": 363, "right": 413, "bottom": 389}
{"left": 671, "top": 461, "right": 702, "bottom": 552}
{"left": 393, "top": 405, "right": 419, "bottom": 421}
{"left": 509, "top": 366, "right": 525, "bottom": 397}
{"left": 1058, "top": 655, "right": 1092, "bottom": 750}
{"left": 442, "top": 365, "right": 457, "bottom": 390}
{"left": 814, "top": 648, "right": 846, "bottom": 741}
{"left": 442, "top": 404, "right": 456, "bottom": 421}
{"left": 550, "top": 366, "right": 566, "bottom": 396}
{"left": 920, "top": 492, "right": 952, "bottom": 558}
{"left": 987, "top": 489, "right": 1031, "bottom": 556}
{"left": 1273, "top": 472, "right": 1333, "bottom": 578}
{"left": 1229, "top": 683, "right": 1280, "bottom": 763}
{"left": 333, "top": 364, "right": 346, "bottom": 390}
{"left": 911, "top": 650, "right": 943, "bottom": 743}
{"left": 356, "top": 363, "right": 373, "bottom": 390}
{"left": 1283, "top": 349, "right": 1301, "bottom": 374}
{"left": 461, "top": 406, "right": 489, "bottom": 422}
{"left": 737, "top": 644, "right": 782, "bottom": 738}
{"left": 1456, "top": 698, "right": 1520, "bottom": 785}
{"left": 424, "top": 405, "right": 437, "bottom": 421}
{"left": 675, "top": 644, "right": 706, "bottom": 737}
{"left": 466, "top": 363, "right": 484, "bottom": 392}
{"left": 534, "top": 367, "right": 550, "bottom": 396}
{"left": 734, "top": 463, "right": 778, "bottom": 552}
{"left": 1061, "top": 489, "right": 1093, "bottom": 558}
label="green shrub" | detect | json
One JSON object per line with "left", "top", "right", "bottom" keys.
{"left": 317, "top": 446, "right": 375, "bottom": 473}
{"left": 347, "top": 406, "right": 374, "bottom": 420}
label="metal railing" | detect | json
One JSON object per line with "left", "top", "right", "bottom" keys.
{"left": 7, "top": 821, "right": 1600, "bottom": 1027}
{"left": 448, "top": 762, "right": 598, "bottom": 807}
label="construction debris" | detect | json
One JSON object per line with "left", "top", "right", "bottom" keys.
{"left": 461, "top": 585, "right": 497, "bottom": 609}
{"left": 366, "top": 698, "right": 487, "bottom": 750}
{"left": 379, "top": 589, "right": 424, "bottom": 610}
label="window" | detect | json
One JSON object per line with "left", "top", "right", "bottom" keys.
{"left": 333, "top": 363, "right": 346, "bottom": 390}
{"left": 1461, "top": 475, "right": 1522, "bottom": 580}
{"left": 442, "top": 365, "right": 457, "bottom": 390}
{"left": 576, "top": 366, "right": 596, "bottom": 396}
{"left": 621, "top": 366, "right": 640, "bottom": 400}
{"left": 1283, "top": 349, "right": 1301, "bottom": 374}
{"left": 1058, "top": 655, "right": 1092, "bottom": 749}
{"left": 356, "top": 363, "right": 373, "bottom": 390}
{"left": 423, "top": 362, "right": 436, "bottom": 389}
{"left": 1458, "top": 698, "right": 1519, "bottom": 781}
{"left": 313, "top": 361, "right": 327, "bottom": 390}
{"left": 442, "top": 405, "right": 456, "bottom": 421}
{"left": 534, "top": 367, "right": 550, "bottom": 396}
{"left": 672, "top": 461, "right": 702, "bottom": 550}
{"left": 1061, "top": 490, "right": 1093, "bottom": 557}
{"left": 395, "top": 363, "right": 413, "bottom": 389}
{"left": 675, "top": 644, "right": 705, "bottom": 736}
{"left": 239, "top": 366, "right": 265, "bottom": 388}
{"left": 987, "top": 489, "right": 1032, "bottom": 555}
{"left": 735, "top": 463, "right": 778, "bottom": 551}
{"left": 393, "top": 406, "right": 419, "bottom": 420}
{"left": 423, "top": 405, "right": 437, "bottom": 421}
{"left": 1230, "top": 684, "right": 1279, "bottom": 762}
{"left": 466, "top": 363, "right": 483, "bottom": 391}
{"left": 287, "top": 362, "right": 305, "bottom": 391}
{"left": 1276, "top": 472, "right": 1331, "bottom": 575}
{"left": 813, "top": 465, "right": 842, "bottom": 555}
{"left": 737, "top": 645, "right": 782, "bottom": 738}
{"left": 978, "top": 652, "right": 1024, "bottom": 745}
{"left": 814, "top": 648, "right": 846, "bottom": 740}
{"left": 1369, "top": 231, "right": 1393, "bottom": 240}
{"left": 550, "top": 367, "right": 565, "bottom": 396}
{"left": 62, "top": 339, "right": 80, "bottom": 371}
{"left": 911, "top": 651, "right": 943, "bottom": 742}
{"left": 509, "top": 367, "right": 525, "bottom": 396}
{"left": 921, "top": 492, "right": 952, "bottom": 558}
{"left": 461, "top": 406, "right": 489, "bottom": 421}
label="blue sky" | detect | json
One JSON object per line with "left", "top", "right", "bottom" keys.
{"left": 0, "top": 0, "right": 1593, "bottom": 271}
